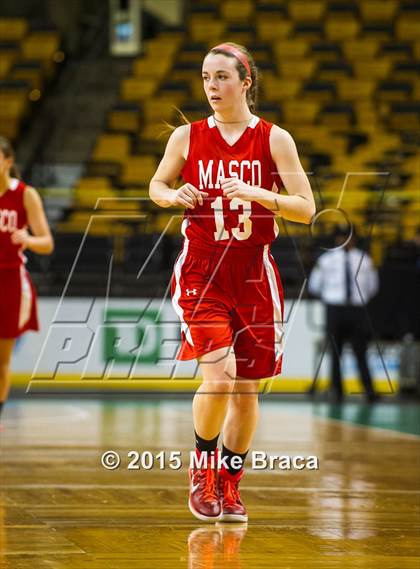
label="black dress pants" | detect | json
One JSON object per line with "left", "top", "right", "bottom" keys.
{"left": 326, "top": 304, "right": 376, "bottom": 397}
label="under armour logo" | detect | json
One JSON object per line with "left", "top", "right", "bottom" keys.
{"left": 186, "top": 288, "right": 198, "bottom": 296}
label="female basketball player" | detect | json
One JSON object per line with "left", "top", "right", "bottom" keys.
{"left": 0, "top": 137, "right": 54, "bottom": 421}
{"left": 149, "top": 43, "right": 315, "bottom": 522}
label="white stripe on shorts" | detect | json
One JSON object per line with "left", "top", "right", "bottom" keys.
{"left": 18, "top": 265, "right": 32, "bottom": 330}
{"left": 172, "top": 220, "right": 194, "bottom": 346}
{"left": 263, "top": 244, "right": 284, "bottom": 361}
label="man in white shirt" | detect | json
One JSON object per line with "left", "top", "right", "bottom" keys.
{"left": 308, "top": 226, "right": 380, "bottom": 403}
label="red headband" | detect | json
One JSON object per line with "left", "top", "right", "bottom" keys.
{"left": 212, "top": 43, "right": 251, "bottom": 77}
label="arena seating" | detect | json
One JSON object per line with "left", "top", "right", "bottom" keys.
{"left": 0, "top": 18, "right": 63, "bottom": 141}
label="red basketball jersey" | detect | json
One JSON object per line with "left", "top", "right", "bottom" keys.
{"left": 0, "top": 178, "right": 28, "bottom": 268}
{"left": 180, "top": 115, "right": 282, "bottom": 248}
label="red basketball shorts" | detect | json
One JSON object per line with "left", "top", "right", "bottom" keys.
{"left": 0, "top": 264, "right": 39, "bottom": 338}
{"left": 171, "top": 240, "right": 284, "bottom": 379}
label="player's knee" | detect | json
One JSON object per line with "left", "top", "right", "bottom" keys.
{"left": 230, "top": 379, "right": 260, "bottom": 409}
{"left": 201, "top": 377, "right": 235, "bottom": 396}
{"left": 231, "top": 390, "right": 259, "bottom": 411}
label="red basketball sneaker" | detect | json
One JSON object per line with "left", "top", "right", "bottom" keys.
{"left": 188, "top": 449, "right": 221, "bottom": 522}
{"left": 218, "top": 467, "right": 248, "bottom": 522}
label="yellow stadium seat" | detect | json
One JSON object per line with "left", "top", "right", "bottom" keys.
{"left": 353, "top": 59, "right": 392, "bottom": 79}
{"left": 278, "top": 60, "right": 315, "bottom": 79}
{"left": 283, "top": 101, "right": 319, "bottom": 124}
{"left": 0, "top": 18, "right": 28, "bottom": 41}
{"left": 360, "top": 1, "right": 398, "bottom": 23}
{"left": 190, "top": 18, "right": 226, "bottom": 42}
{"left": 189, "top": 14, "right": 213, "bottom": 27}
{"left": 153, "top": 213, "right": 183, "bottom": 235}
{"left": 263, "top": 76, "right": 300, "bottom": 101}
{"left": 92, "top": 134, "right": 130, "bottom": 163}
{"left": 108, "top": 107, "right": 140, "bottom": 134}
{"left": 289, "top": 1, "right": 325, "bottom": 22}
{"left": 75, "top": 177, "right": 112, "bottom": 191}
{"left": 121, "top": 77, "right": 158, "bottom": 101}
{"left": 256, "top": 16, "right": 292, "bottom": 41}
{"left": 255, "top": 0, "right": 287, "bottom": 4}
{"left": 141, "top": 123, "right": 171, "bottom": 141}
{"left": 0, "top": 92, "right": 28, "bottom": 118}
{"left": 0, "top": 117, "right": 20, "bottom": 140}
{"left": 124, "top": 188, "right": 150, "bottom": 199}
{"left": 74, "top": 189, "right": 117, "bottom": 209}
{"left": 120, "top": 155, "right": 158, "bottom": 186}
{"left": 0, "top": 50, "right": 18, "bottom": 79}
{"left": 132, "top": 57, "right": 172, "bottom": 78}
{"left": 338, "top": 79, "right": 375, "bottom": 100}
{"left": 395, "top": 15, "right": 420, "bottom": 41}
{"left": 142, "top": 97, "right": 179, "bottom": 123}
{"left": 221, "top": 0, "right": 254, "bottom": 22}
{"left": 95, "top": 199, "right": 142, "bottom": 212}
{"left": 274, "top": 40, "right": 309, "bottom": 59}
{"left": 342, "top": 39, "right": 379, "bottom": 60}
{"left": 325, "top": 17, "right": 359, "bottom": 40}
{"left": 21, "top": 32, "right": 60, "bottom": 61}
{"left": 144, "top": 37, "right": 182, "bottom": 58}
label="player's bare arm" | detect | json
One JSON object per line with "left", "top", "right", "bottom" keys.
{"left": 149, "top": 124, "right": 208, "bottom": 209}
{"left": 11, "top": 186, "right": 54, "bottom": 254}
{"left": 221, "top": 125, "right": 315, "bottom": 224}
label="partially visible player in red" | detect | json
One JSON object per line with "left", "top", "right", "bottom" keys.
{"left": 0, "top": 137, "right": 54, "bottom": 422}
{"left": 150, "top": 43, "right": 315, "bottom": 522}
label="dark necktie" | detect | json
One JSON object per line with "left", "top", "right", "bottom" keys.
{"left": 345, "top": 250, "right": 352, "bottom": 304}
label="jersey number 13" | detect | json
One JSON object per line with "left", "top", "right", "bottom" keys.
{"left": 210, "top": 196, "right": 252, "bottom": 241}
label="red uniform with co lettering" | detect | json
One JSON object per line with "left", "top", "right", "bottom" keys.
{"left": 0, "top": 178, "right": 39, "bottom": 338}
{"left": 170, "top": 116, "right": 285, "bottom": 379}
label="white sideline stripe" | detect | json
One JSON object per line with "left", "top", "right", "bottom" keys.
{"left": 263, "top": 245, "right": 284, "bottom": 361}
{"left": 172, "top": 219, "right": 194, "bottom": 346}
{"left": 18, "top": 265, "right": 32, "bottom": 329}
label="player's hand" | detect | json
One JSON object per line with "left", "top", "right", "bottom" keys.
{"left": 11, "top": 228, "right": 31, "bottom": 250}
{"left": 221, "top": 178, "right": 258, "bottom": 201}
{"left": 171, "top": 183, "right": 209, "bottom": 209}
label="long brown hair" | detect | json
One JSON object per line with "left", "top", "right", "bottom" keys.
{"left": 208, "top": 42, "right": 259, "bottom": 113}
{"left": 0, "top": 136, "right": 21, "bottom": 179}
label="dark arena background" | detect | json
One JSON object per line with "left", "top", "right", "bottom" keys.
{"left": 0, "top": 0, "right": 419, "bottom": 567}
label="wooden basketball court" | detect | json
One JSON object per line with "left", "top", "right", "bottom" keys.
{"left": 1, "top": 398, "right": 419, "bottom": 568}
